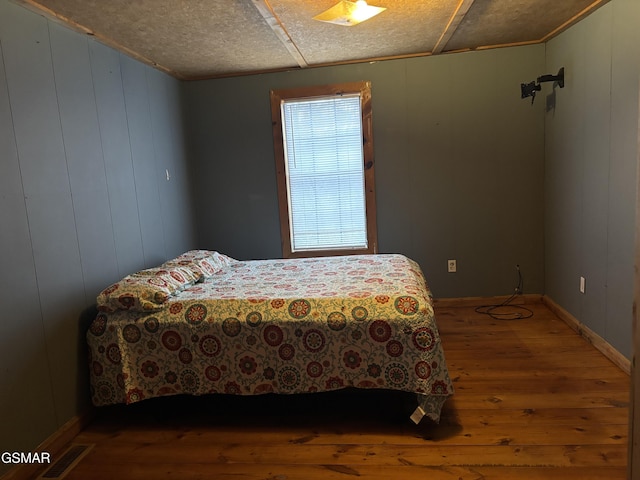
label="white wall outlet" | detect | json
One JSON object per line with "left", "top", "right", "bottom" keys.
{"left": 448, "top": 259, "right": 457, "bottom": 273}
{"left": 579, "top": 276, "right": 586, "bottom": 294}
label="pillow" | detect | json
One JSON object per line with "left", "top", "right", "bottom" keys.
{"left": 96, "top": 266, "right": 198, "bottom": 313}
{"left": 163, "top": 250, "right": 237, "bottom": 280}
{"left": 210, "top": 251, "right": 238, "bottom": 268}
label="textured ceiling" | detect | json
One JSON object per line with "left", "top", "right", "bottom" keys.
{"left": 18, "top": 0, "right": 609, "bottom": 80}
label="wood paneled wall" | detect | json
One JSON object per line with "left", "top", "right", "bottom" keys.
{"left": 183, "top": 45, "right": 547, "bottom": 299}
{"left": 544, "top": 0, "right": 640, "bottom": 360}
{"left": 0, "top": 1, "right": 196, "bottom": 474}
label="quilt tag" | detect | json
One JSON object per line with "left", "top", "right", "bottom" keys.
{"left": 410, "top": 405, "right": 426, "bottom": 424}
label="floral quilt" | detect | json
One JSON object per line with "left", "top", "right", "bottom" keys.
{"left": 87, "top": 254, "right": 453, "bottom": 422}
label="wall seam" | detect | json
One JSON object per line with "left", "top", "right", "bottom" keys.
{"left": 602, "top": 1, "right": 614, "bottom": 344}
{"left": 87, "top": 38, "right": 121, "bottom": 279}
{"left": 119, "top": 53, "right": 147, "bottom": 268}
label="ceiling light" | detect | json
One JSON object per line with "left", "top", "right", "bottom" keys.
{"left": 313, "top": 0, "right": 386, "bottom": 26}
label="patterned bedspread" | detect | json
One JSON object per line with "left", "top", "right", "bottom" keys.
{"left": 87, "top": 254, "right": 453, "bottom": 422}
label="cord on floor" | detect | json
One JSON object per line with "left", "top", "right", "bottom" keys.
{"left": 475, "top": 265, "right": 533, "bottom": 320}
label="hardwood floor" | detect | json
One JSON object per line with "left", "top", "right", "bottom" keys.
{"left": 45, "top": 301, "right": 630, "bottom": 479}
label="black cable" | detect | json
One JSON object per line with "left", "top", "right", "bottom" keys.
{"left": 474, "top": 265, "right": 533, "bottom": 320}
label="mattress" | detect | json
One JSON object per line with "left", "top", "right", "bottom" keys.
{"left": 87, "top": 253, "right": 453, "bottom": 422}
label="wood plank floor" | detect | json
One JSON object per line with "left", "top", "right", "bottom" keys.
{"left": 44, "top": 301, "right": 630, "bottom": 479}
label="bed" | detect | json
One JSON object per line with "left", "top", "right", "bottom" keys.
{"left": 87, "top": 251, "right": 453, "bottom": 423}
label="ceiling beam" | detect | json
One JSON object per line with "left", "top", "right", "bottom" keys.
{"left": 250, "top": 0, "right": 308, "bottom": 69}
{"left": 432, "top": 0, "right": 476, "bottom": 54}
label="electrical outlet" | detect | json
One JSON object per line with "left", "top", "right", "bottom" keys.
{"left": 448, "top": 259, "right": 456, "bottom": 273}
{"left": 579, "top": 276, "right": 586, "bottom": 294}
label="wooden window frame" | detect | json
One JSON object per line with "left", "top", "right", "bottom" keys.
{"left": 270, "top": 81, "right": 378, "bottom": 259}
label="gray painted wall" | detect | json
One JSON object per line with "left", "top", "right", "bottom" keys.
{"left": 3, "top": 0, "right": 638, "bottom": 469}
{"left": 544, "top": 0, "right": 640, "bottom": 359}
{"left": 0, "top": 0, "right": 196, "bottom": 472}
{"left": 183, "top": 46, "right": 546, "bottom": 300}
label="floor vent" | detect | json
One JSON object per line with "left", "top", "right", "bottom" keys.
{"left": 38, "top": 444, "right": 94, "bottom": 479}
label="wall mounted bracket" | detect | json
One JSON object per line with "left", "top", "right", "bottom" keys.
{"left": 521, "top": 67, "right": 565, "bottom": 104}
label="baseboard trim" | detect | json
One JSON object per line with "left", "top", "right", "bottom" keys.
{"left": 0, "top": 407, "right": 95, "bottom": 480}
{"left": 433, "top": 294, "right": 630, "bottom": 375}
{"left": 542, "top": 295, "right": 631, "bottom": 375}
{"left": 433, "top": 293, "right": 543, "bottom": 308}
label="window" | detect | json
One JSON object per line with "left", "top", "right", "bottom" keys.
{"left": 270, "top": 82, "right": 377, "bottom": 258}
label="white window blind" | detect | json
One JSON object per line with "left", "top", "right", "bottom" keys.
{"left": 281, "top": 94, "right": 367, "bottom": 252}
